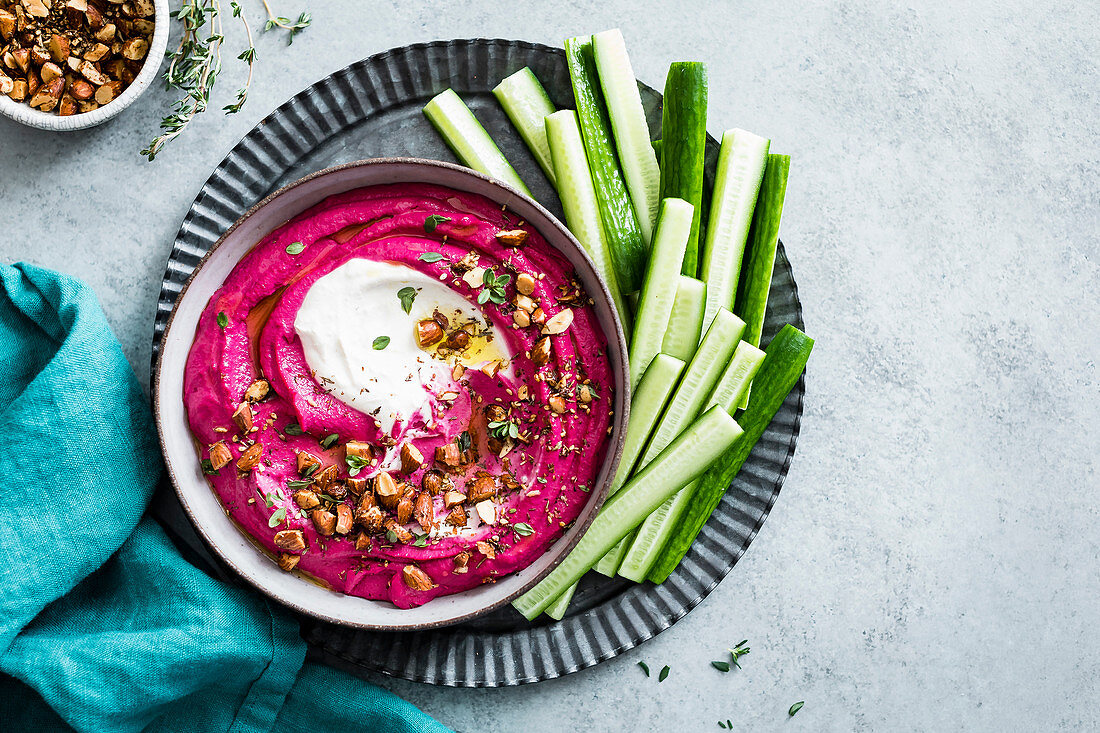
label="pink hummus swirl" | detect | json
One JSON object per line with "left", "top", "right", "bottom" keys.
{"left": 184, "top": 183, "right": 614, "bottom": 608}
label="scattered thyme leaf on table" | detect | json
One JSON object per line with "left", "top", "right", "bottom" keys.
{"left": 637, "top": 661, "right": 650, "bottom": 677}
{"left": 658, "top": 665, "right": 670, "bottom": 682}
{"left": 788, "top": 701, "right": 804, "bottom": 717}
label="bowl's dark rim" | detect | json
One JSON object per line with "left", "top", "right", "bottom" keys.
{"left": 152, "top": 157, "right": 631, "bottom": 632}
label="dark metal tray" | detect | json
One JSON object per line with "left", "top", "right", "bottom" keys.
{"left": 152, "top": 38, "right": 804, "bottom": 687}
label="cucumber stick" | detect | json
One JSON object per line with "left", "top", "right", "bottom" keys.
{"left": 564, "top": 37, "right": 647, "bottom": 293}
{"left": 592, "top": 29, "right": 661, "bottom": 244}
{"left": 661, "top": 276, "right": 706, "bottom": 361}
{"left": 618, "top": 339, "right": 762, "bottom": 581}
{"left": 423, "top": 89, "right": 532, "bottom": 196}
{"left": 734, "top": 153, "right": 790, "bottom": 409}
{"left": 647, "top": 324, "right": 813, "bottom": 584}
{"left": 493, "top": 68, "right": 558, "bottom": 186}
{"left": 628, "top": 198, "right": 694, "bottom": 389}
{"left": 545, "top": 110, "right": 631, "bottom": 332}
{"left": 704, "top": 341, "right": 766, "bottom": 413}
{"left": 616, "top": 310, "right": 745, "bottom": 580}
{"left": 659, "top": 62, "right": 708, "bottom": 276}
{"left": 700, "top": 129, "right": 770, "bottom": 329}
{"left": 512, "top": 406, "right": 743, "bottom": 619}
{"left": 542, "top": 354, "right": 685, "bottom": 606}
{"left": 544, "top": 583, "right": 575, "bottom": 620}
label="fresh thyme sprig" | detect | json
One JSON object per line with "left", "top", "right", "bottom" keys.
{"left": 224, "top": 2, "right": 256, "bottom": 114}
{"left": 141, "top": 1, "right": 309, "bottom": 160}
{"left": 261, "top": 0, "right": 311, "bottom": 43}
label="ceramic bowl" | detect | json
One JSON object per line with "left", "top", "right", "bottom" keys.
{"left": 154, "top": 158, "right": 630, "bottom": 630}
{"left": 0, "top": 0, "right": 169, "bottom": 131}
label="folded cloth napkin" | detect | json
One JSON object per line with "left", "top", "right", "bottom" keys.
{"left": 0, "top": 263, "right": 450, "bottom": 733}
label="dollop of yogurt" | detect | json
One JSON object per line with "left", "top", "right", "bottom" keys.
{"left": 294, "top": 258, "right": 506, "bottom": 434}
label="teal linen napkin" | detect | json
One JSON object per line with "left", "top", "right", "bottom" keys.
{"left": 0, "top": 263, "right": 450, "bottom": 733}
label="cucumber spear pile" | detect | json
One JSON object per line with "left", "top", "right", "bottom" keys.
{"left": 424, "top": 29, "right": 812, "bottom": 620}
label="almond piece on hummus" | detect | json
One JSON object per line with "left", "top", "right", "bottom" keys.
{"left": 236, "top": 443, "right": 262, "bottom": 471}
{"left": 244, "top": 379, "right": 270, "bottom": 402}
{"left": 542, "top": 308, "right": 574, "bottom": 335}
{"left": 495, "top": 229, "right": 528, "bottom": 248}
{"left": 415, "top": 319, "right": 444, "bottom": 348}
{"left": 311, "top": 509, "right": 336, "bottom": 536}
{"left": 334, "top": 504, "right": 354, "bottom": 535}
{"left": 208, "top": 441, "right": 232, "bottom": 470}
{"left": 402, "top": 564, "right": 435, "bottom": 591}
{"left": 400, "top": 443, "right": 424, "bottom": 474}
{"left": 277, "top": 553, "right": 300, "bottom": 571}
{"left": 232, "top": 402, "right": 253, "bottom": 432}
{"left": 474, "top": 500, "right": 496, "bottom": 525}
{"left": 274, "top": 529, "right": 307, "bottom": 553}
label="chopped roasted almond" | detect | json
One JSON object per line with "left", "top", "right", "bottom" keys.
{"left": 480, "top": 360, "right": 503, "bottom": 378}
{"left": 356, "top": 504, "right": 386, "bottom": 534}
{"left": 435, "top": 442, "right": 462, "bottom": 467}
{"left": 579, "top": 385, "right": 594, "bottom": 403}
{"left": 445, "top": 505, "right": 467, "bottom": 527}
{"left": 353, "top": 532, "right": 372, "bottom": 550}
{"left": 346, "top": 477, "right": 369, "bottom": 496}
{"left": 296, "top": 451, "right": 321, "bottom": 474}
{"left": 208, "top": 441, "right": 232, "bottom": 470}
{"left": 402, "top": 564, "right": 435, "bottom": 591}
{"left": 495, "top": 229, "right": 528, "bottom": 247}
{"left": 475, "top": 500, "right": 496, "bottom": 525}
{"left": 515, "top": 272, "right": 537, "bottom": 295}
{"left": 443, "top": 490, "right": 467, "bottom": 509}
{"left": 236, "top": 443, "right": 262, "bottom": 471}
{"left": 530, "top": 307, "right": 547, "bottom": 326}
{"left": 400, "top": 443, "right": 424, "bottom": 474}
{"left": 313, "top": 465, "right": 339, "bottom": 491}
{"left": 244, "top": 379, "right": 270, "bottom": 402}
{"left": 476, "top": 540, "right": 496, "bottom": 559}
{"left": 384, "top": 519, "right": 413, "bottom": 544}
{"left": 466, "top": 474, "right": 497, "bottom": 502}
{"left": 396, "top": 493, "right": 415, "bottom": 525}
{"left": 512, "top": 310, "right": 531, "bottom": 328}
{"left": 530, "top": 336, "right": 551, "bottom": 366}
{"left": 374, "top": 471, "right": 400, "bottom": 502}
{"left": 549, "top": 394, "right": 567, "bottom": 414}
{"left": 453, "top": 551, "right": 471, "bottom": 574}
{"left": 542, "top": 308, "right": 574, "bottom": 335}
{"left": 274, "top": 529, "right": 307, "bottom": 553}
{"left": 293, "top": 489, "right": 321, "bottom": 510}
{"left": 334, "top": 504, "right": 354, "bottom": 534}
{"left": 422, "top": 469, "right": 450, "bottom": 495}
{"left": 512, "top": 293, "right": 536, "bottom": 313}
{"left": 484, "top": 404, "right": 507, "bottom": 422}
{"left": 232, "top": 402, "right": 254, "bottom": 432}
{"left": 344, "top": 440, "right": 372, "bottom": 460}
{"left": 311, "top": 509, "right": 336, "bottom": 536}
{"left": 414, "top": 492, "right": 434, "bottom": 531}
{"left": 277, "top": 553, "right": 300, "bottom": 571}
{"left": 444, "top": 330, "right": 470, "bottom": 350}
{"left": 415, "top": 319, "right": 444, "bottom": 347}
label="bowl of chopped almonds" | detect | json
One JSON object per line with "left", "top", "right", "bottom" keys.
{"left": 0, "top": 0, "right": 168, "bottom": 130}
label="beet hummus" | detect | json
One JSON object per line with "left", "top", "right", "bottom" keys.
{"left": 184, "top": 183, "right": 615, "bottom": 608}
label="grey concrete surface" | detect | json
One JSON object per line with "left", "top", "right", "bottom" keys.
{"left": 2, "top": 1, "right": 1097, "bottom": 730}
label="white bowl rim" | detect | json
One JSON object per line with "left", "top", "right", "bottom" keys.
{"left": 0, "top": 0, "right": 170, "bottom": 132}
{"left": 153, "top": 157, "right": 630, "bottom": 631}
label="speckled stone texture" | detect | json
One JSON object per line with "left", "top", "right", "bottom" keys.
{"left": 1, "top": 1, "right": 1096, "bottom": 730}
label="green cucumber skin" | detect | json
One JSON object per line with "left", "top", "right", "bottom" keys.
{"left": 592, "top": 28, "right": 661, "bottom": 244}
{"left": 544, "top": 582, "right": 576, "bottom": 620}
{"left": 661, "top": 276, "right": 706, "bottom": 361}
{"left": 609, "top": 353, "right": 686, "bottom": 495}
{"left": 513, "top": 407, "right": 743, "bottom": 619}
{"left": 735, "top": 154, "right": 791, "bottom": 349}
{"left": 423, "top": 89, "right": 532, "bottom": 197}
{"left": 646, "top": 324, "right": 813, "bottom": 584}
{"left": 618, "top": 478, "right": 698, "bottom": 582}
{"left": 564, "top": 37, "right": 647, "bottom": 293}
{"left": 545, "top": 109, "right": 632, "bottom": 334}
{"left": 700, "top": 128, "right": 770, "bottom": 329}
{"left": 628, "top": 197, "right": 693, "bottom": 389}
{"left": 493, "top": 68, "right": 558, "bottom": 186}
{"left": 659, "top": 62, "right": 708, "bottom": 276}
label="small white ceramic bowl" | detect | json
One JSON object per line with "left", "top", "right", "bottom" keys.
{"left": 154, "top": 158, "right": 630, "bottom": 630}
{"left": 0, "top": 0, "right": 169, "bottom": 131}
